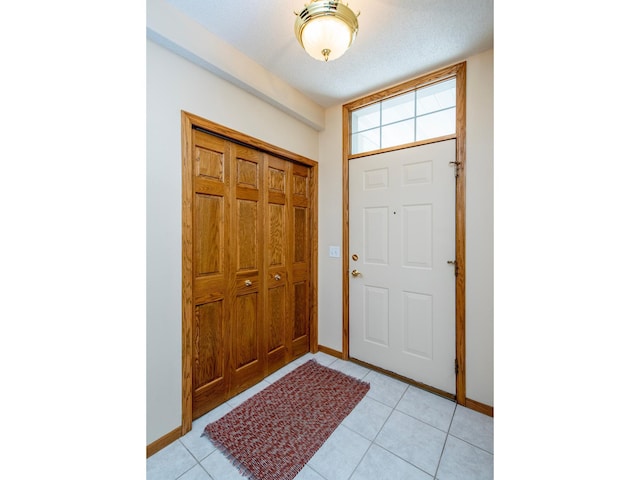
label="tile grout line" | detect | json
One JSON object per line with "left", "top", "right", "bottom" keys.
{"left": 340, "top": 377, "right": 404, "bottom": 479}
{"left": 345, "top": 441, "right": 376, "bottom": 480}
{"left": 390, "top": 385, "right": 458, "bottom": 436}
{"left": 177, "top": 438, "right": 215, "bottom": 480}
{"left": 357, "top": 382, "right": 441, "bottom": 479}
{"left": 385, "top": 380, "right": 454, "bottom": 477}
{"left": 446, "top": 434, "right": 494, "bottom": 456}
{"left": 341, "top": 370, "right": 409, "bottom": 478}
{"left": 303, "top": 462, "right": 330, "bottom": 480}
{"left": 432, "top": 403, "right": 458, "bottom": 480}
{"left": 178, "top": 462, "right": 215, "bottom": 480}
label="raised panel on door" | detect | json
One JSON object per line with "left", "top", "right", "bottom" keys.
{"left": 402, "top": 291, "right": 434, "bottom": 360}
{"left": 234, "top": 291, "right": 259, "bottom": 368}
{"left": 193, "top": 301, "right": 224, "bottom": 388}
{"left": 228, "top": 145, "right": 264, "bottom": 396}
{"left": 266, "top": 284, "right": 286, "bottom": 373}
{"left": 363, "top": 285, "right": 389, "bottom": 347}
{"left": 195, "top": 194, "right": 224, "bottom": 276}
{"left": 293, "top": 280, "right": 309, "bottom": 339}
{"left": 192, "top": 299, "right": 226, "bottom": 419}
{"left": 191, "top": 131, "right": 229, "bottom": 418}
{"left": 265, "top": 156, "right": 289, "bottom": 373}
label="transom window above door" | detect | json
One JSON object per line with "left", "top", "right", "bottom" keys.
{"left": 350, "top": 78, "right": 456, "bottom": 155}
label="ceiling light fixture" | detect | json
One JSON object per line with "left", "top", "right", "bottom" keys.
{"left": 294, "top": 0, "right": 359, "bottom": 62}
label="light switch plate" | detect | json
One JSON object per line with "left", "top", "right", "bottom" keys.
{"left": 329, "top": 246, "right": 340, "bottom": 258}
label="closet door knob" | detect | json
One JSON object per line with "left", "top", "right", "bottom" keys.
{"left": 274, "top": 274, "right": 281, "bottom": 281}
{"left": 245, "top": 280, "right": 252, "bottom": 287}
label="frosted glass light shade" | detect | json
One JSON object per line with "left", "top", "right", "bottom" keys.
{"left": 294, "top": 1, "right": 359, "bottom": 62}
{"left": 302, "top": 16, "right": 352, "bottom": 61}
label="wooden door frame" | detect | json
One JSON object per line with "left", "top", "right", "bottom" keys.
{"left": 341, "top": 62, "right": 467, "bottom": 406}
{"left": 181, "top": 111, "right": 319, "bottom": 435}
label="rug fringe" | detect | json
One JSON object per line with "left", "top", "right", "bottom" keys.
{"left": 315, "top": 359, "right": 372, "bottom": 389}
{"left": 202, "top": 433, "right": 259, "bottom": 480}
{"left": 299, "top": 359, "right": 371, "bottom": 388}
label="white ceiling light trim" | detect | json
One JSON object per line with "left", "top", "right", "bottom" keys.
{"left": 294, "top": 0, "right": 359, "bottom": 62}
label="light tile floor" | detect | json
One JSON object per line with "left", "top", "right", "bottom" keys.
{"left": 147, "top": 352, "right": 493, "bottom": 480}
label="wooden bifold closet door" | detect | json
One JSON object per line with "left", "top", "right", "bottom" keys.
{"left": 184, "top": 117, "right": 316, "bottom": 423}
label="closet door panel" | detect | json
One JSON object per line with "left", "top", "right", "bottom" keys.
{"left": 290, "top": 165, "right": 311, "bottom": 357}
{"left": 191, "top": 131, "right": 230, "bottom": 419}
{"left": 228, "top": 145, "right": 264, "bottom": 396}
{"left": 265, "top": 156, "right": 289, "bottom": 373}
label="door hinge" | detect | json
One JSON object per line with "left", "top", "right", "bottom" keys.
{"left": 455, "top": 358, "right": 459, "bottom": 375}
{"left": 447, "top": 259, "right": 459, "bottom": 277}
{"left": 449, "top": 161, "right": 461, "bottom": 178}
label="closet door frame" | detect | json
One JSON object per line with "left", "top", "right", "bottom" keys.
{"left": 180, "top": 111, "right": 318, "bottom": 434}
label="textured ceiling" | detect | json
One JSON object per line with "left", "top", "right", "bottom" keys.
{"left": 163, "top": 0, "right": 494, "bottom": 107}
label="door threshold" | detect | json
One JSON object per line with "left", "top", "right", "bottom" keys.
{"left": 348, "top": 357, "right": 456, "bottom": 402}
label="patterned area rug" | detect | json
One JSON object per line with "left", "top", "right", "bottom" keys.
{"left": 203, "top": 359, "right": 370, "bottom": 480}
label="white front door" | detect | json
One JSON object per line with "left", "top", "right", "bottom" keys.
{"left": 349, "top": 140, "right": 456, "bottom": 394}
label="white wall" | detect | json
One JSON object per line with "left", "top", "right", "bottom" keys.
{"left": 465, "top": 49, "right": 494, "bottom": 406}
{"left": 317, "top": 106, "right": 345, "bottom": 352}
{"left": 146, "top": 0, "right": 324, "bottom": 131}
{"left": 317, "top": 50, "right": 494, "bottom": 406}
{"left": 146, "top": 39, "right": 319, "bottom": 444}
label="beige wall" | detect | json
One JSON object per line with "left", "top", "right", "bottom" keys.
{"left": 146, "top": 39, "right": 319, "bottom": 444}
{"left": 147, "top": 34, "right": 493, "bottom": 444}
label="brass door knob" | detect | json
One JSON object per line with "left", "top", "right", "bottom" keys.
{"left": 351, "top": 269, "right": 362, "bottom": 277}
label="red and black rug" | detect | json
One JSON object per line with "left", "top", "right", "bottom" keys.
{"left": 203, "top": 359, "right": 370, "bottom": 480}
